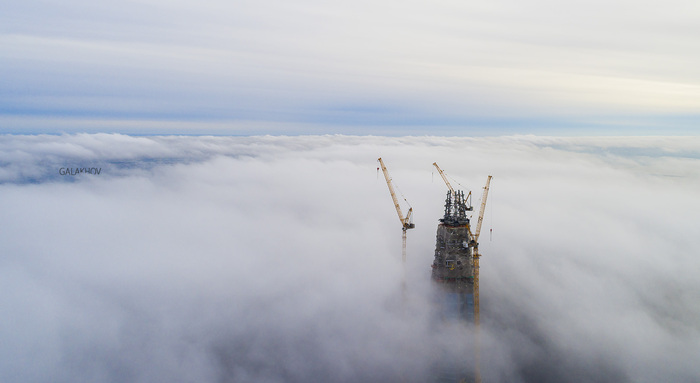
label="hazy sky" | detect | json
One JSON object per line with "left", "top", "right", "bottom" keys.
{"left": 2, "top": 0, "right": 699, "bottom": 134}
{"left": 1, "top": 134, "right": 699, "bottom": 382}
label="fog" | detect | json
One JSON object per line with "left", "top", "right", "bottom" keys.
{"left": 1, "top": 134, "right": 698, "bottom": 382}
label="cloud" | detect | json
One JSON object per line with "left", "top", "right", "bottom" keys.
{"left": 2, "top": 1, "right": 699, "bottom": 133}
{"left": 0, "top": 134, "right": 699, "bottom": 382}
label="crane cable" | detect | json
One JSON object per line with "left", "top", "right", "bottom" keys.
{"left": 447, "top": 173, "right": 468, "bottom": 193}
{"left": 489, "top": 182, "right": 494, "bottom": 242}
{"left": 445, "top": 172, "right": 474, "bottom": 211}
{"left": 393, "top": 181, "right": 412, "bottom": 209}
{"left": 376, "top": 160, "right": 412, "bottom": 210}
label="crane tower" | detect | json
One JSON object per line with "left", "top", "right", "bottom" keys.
{"left": 378, "top": 158, "right": 415, "bottom": 264}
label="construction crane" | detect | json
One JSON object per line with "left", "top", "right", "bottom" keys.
{"left": 433, "top": 162, "right": 455, "bottom": 195}
{"left": 378, "top": 158, "right": 415, "bottom": 264}
{"left": 433, "top": 162, "right": 472, "bottom": 210}
{"left": 471, "top": 175, "right": 492, "bottom": 383}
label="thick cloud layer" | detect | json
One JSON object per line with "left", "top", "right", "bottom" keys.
{"left": 1, "top": 134, "right": 699, "bottom": 382}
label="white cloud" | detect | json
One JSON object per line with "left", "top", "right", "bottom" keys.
{"left": 0, "top": 134, "right": 699, "bottom": 382}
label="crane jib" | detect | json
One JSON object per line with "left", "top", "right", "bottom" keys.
{"left": 378, "top": 158, "right": 414, "bottom": 230}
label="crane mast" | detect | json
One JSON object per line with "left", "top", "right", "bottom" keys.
{"left": 472, "top": 175, "right": 492, "bottom": 383}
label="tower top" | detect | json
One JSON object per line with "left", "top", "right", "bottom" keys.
{"left": 439, "top": 190, "right": 471, "bottom": 227}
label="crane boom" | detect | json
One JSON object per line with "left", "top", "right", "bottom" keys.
{"left": 474, "top": 175, "right": 492, "bottom": 242}
{"left": 433, "top": 162, "right": 472, "bottom": 211}
{"left": 432, "top": 162, "right": 455, "bottom": 195}
{"left": 378, "top": 158, "right": 414, "bottom": 230}
{"left": 378, "top": 158, "right": 414, "bottom": 280}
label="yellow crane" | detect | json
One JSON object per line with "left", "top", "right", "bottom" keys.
{"left": 433, "top": 162, "right": 472, "bottom": 210}
{"left": 378, "top": 158, "right": 415, "bottom": 264}
{"left": 433, "top": 162, "right": 455, "bottom": 195}
{"left": 471, "top": 175, "right": 492, "bottom": 383}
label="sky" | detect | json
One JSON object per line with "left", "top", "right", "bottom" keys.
{"left": 1, "top": 134, "right": 699, "bottom": 382}
{"left": 2, "top": 0, "right": 700, "bottom": 135}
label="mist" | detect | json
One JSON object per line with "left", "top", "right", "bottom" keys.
{"left": 1, "top": 134, "right": 698, "bottom": 382}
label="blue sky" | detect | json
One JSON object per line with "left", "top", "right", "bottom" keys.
{"left": 2, "top": 0, "right": 699, "bottom": 135}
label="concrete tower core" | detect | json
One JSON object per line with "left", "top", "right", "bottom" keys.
{"left": 431, "top": 190, "right": 475, "bottom": 322}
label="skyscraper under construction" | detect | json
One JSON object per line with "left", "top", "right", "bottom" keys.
{"left": 378, "top": 160, "right": 489, "bottom": 382}
{"left": 431, "top": 190, "right": 475, "bottom": 322}
{"left": 430, "top": 189, "right": 476, "bottom": 383}
{"left": 430, "top": 164, "right": 492, "bottom": 383}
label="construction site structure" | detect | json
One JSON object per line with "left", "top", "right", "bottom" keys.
{"left": 431, "top": 190, "right": 475, "bottom": 321}
{"left": 470, "top": 175, "right": 492, "bottom": 383}
{"left": 471, "top": 176, "right": 492, "bottom": 330}
{"left": 432, "top": 163, "right": 473, "bottom": 212}
{"left": 430, "top": 162, "right": 491, "bottom": 383}
{"left": 378, "top": 158, "right": 415, "bottom": 264}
